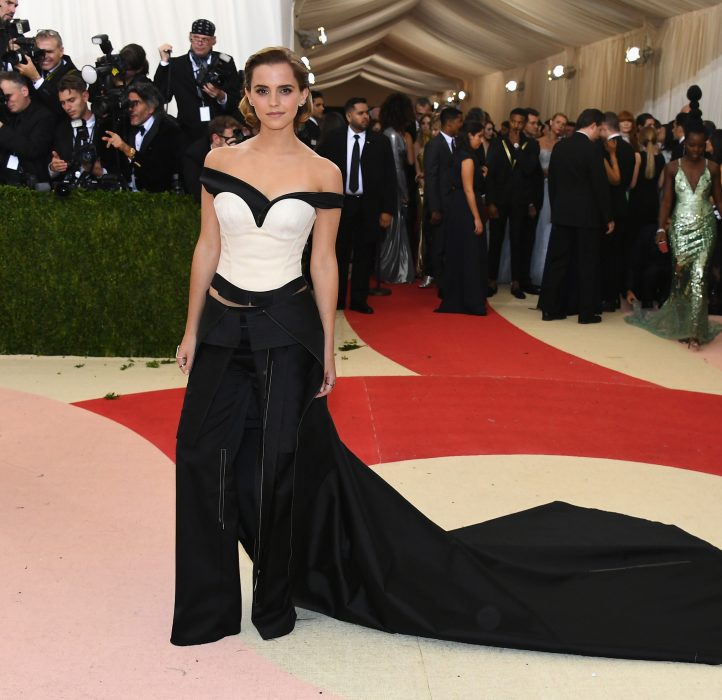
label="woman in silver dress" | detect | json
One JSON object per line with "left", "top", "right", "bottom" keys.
{"left": 378, "top": 93, "right": 416, "bottom": 284}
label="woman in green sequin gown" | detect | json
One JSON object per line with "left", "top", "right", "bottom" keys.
{"left": 626, "top": 128, "right": 722, "bottom": 347}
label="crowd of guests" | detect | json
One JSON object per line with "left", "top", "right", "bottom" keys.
{"left": 0, "top": 11, "right": 250, "bottom": 195}
{"left": 303, "top": 85, "right": 722, "bottom": 346}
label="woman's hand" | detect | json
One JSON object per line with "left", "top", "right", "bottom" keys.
{"left": 603, "top": 138, "right": 617, "bottom": 154}
{"left": 473, "top": 216, "right": 483, "bottom": 235}
{"left": 316, "top": 355, "right": 337, "bottom": 398}
{"left": 176, "top": 334, "right": 197, "bottom": 376}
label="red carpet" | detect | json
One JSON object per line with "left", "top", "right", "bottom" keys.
{"left": 76, "top": 284, "right": 722, "bottom": 477}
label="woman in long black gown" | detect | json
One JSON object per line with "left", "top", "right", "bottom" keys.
{"left": 171, "top": 47, "right": 722, "bottom": 664}
{"left": 435, "top": 121, "right": 488, "bottom": 315}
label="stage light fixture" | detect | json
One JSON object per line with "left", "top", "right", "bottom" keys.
{"left": 505, "top": 80, "right": 523, "bottom": 93}
{"left": 625, "top": 46, "right": 654, "bottom": 64}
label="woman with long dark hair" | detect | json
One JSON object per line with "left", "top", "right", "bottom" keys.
{"left": 435, "top": 120, "right": 487, "bottom": 315}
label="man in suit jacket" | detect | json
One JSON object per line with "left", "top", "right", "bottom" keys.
{"left": 14, "top": 29, "right": 77, "bottom": 125}
{"left": 183, "top": 115, "right": 242, "bottom": 203}
{"left": 485, "top": 108, "right": 544, "bottom": 298}
{"left": 298, "top": 90, "right": 323, "bottom": 150}
{"left": 317, "top": 96, "right": 396, "bottom": 313}
{"left": 48, "top": 73, "right": 114, "bottom": 183}
{"left": 102, "top": 81, "right": 182, "bottom": 193}
{"left": 0, "top": 70, "right": 54, "bottom": 185}
{"left": 539, "top": 108, "right": 613, "bottom": 324}
{"left": 421, "top": 106, "right": 463, "bottom": 290}
{"left": 599, "top": 111, "right": 636, "bottom": 311}
{"left": 154, "top": 19, "right": 241, "bottom": 146}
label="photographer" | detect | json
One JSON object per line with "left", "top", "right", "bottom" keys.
{"left": 14, "top": 29, "right": 77, "bottom": 123}
{"left": 183, "top": 114, "right": 242, "bottom": 202}
{"left": 0, "top": 0, "right": 19, "bottom": 71}
{"left": 49, "top": 73, "right": 110, "bottom": 184}
{"left": 0, "top": 70, "right": 54, "bottom": 185}
{"left": 102, "top": 81, "right": 182, "bottom": 193}
{"left": 153, "top": 18, "right": 240, "bottom": 144}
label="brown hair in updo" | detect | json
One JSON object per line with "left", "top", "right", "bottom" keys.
{"left": 239, "top": 46, "right": 312, "bottom": 130}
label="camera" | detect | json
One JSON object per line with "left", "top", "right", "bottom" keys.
{"left": 2, "top": 19, "right": 46, "bottom": 68}
{"left": 196, "top": 53, "right": 232, "bottom": 89}
{"left": 81, "top": 35, "right": 129, "bottom": 125}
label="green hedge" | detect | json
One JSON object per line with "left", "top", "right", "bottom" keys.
{"left": 1, "top": 186, "right": 200, "bottom": 356}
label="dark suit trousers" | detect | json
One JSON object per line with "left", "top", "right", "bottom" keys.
{"left": 540, "top": 224, "right": 601, "bottom": 318}
{"left": 337, "top": 195, "right": 376, "bottom": 306}
{"left": 600, "top": 219, "right": 626, "bottom": 303}
{"left": 488, "top": 206, "right": 527, "bottom": 283}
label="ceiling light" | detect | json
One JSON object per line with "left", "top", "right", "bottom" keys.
{"left": 447, "top": 96, "right": 453, "bottom": 103}
{"left": 547, "top": 64, "right": 575, "bottom": 81}
{"left": 318, "top": 27, "right": 327, "bottom": 45}
{"left": 505, "top": 80, "right": 523, "bottom": 93}
{"left": 308, "top": 72, "right": 316, "bottom": 85}
{"left": 301, "top": 56, "right": 310, "bottom": 69}
{"left": 433, "top": 101, "right": 439, "bottom": 110}
{"left": 296, "top": 27, "right": 328, "bottom": 49}
{"left": 458, "top": 90, "right": 466, "bottom": 100}
{"left": 625, "top": 46, "right": 653, "bottom": 65}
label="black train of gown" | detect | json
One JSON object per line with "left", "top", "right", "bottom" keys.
{"left": 178, "top": 169, "right": 722, "bottom": 663}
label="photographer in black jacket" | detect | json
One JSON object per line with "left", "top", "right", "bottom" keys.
{"left": 0, "top": 69, "right": 54, "bottom": 185}
{"left": 102, "top": 80, "right": 183, "bottom": 193}
{"left": 154, "top": 19, "right": 240, "bottom": 145}
{"left": 14, "top": 29, "right": 76, "bottom": 124}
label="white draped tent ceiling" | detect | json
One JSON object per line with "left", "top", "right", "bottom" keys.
{"left": 295, "top": 0, "right": 722, "bottom": 120}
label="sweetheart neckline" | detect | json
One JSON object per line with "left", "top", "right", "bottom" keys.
{"left": 203, "top": 166, "right": 340, "bottom": 204}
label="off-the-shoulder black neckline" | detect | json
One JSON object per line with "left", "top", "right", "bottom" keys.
{"left": 200, "top": 166, "right": 343, "bottom": 227}
{"left": 202, "top": 166, "right": 341, "bottom": 203}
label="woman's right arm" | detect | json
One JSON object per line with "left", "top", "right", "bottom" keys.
{"left": 461, "top": 157, "right": 483, "bottom": 235}
{"left": 656, "top": 161, "right": 677, "bottom": 249}
{"left": 176, "top": 184, "right": 221, "bottom": 375}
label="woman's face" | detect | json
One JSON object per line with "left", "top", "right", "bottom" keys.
{"left": 468, "top": 130, "right": 484, "bottom": 150}
{"left": 657, "top": 124, "right": 666, "bottom": 143}
{"left": 685, "top": 132, "right": 706, "bottom": 161}
{"left": 431, "top": 122, "right": 440, "bottom": 137}
{"left": 420, "top": 115, "right": 431, "bottom": 134}
{"left": 619, "top": 119, "right": 633, "bottom": 135}
{"left": 245, "top": 62, "right": 307, "bottom": 131}
{"left": 483, "top": 122, "right": 494, "bottom": 140}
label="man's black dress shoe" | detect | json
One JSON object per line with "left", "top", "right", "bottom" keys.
{"left": 542, "top": 311, "right": 566, "bottom": 321}
{"left": 349, "top": 303, "right": 374, "bottom": 314}
{"left": 511, "top": 287, "right": 526, "bottom": 300}
{"left": 523, "top": 284, "right": 541, "bottom": 295}
{"left": 578, "top": 314, "right": 602, "bottom": 324}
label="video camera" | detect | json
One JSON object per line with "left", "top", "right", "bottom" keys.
{"left": 1, "top": 19, "right": 46, "bottom": 68}
{"left": 196, "top": 52, "right": 232, "bottom": 90}
{"left": 81, "top": 35, "right": 130, "bottom": 125}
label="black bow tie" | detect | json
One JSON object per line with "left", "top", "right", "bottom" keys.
{"left": 138, "top": 125, "right": 146, "bottom": 135}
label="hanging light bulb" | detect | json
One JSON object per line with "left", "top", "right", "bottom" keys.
{"left": 301, "top": 56, "right": 311, "bottom": 69}
{"left": 308, "top": 72, "right": 316, "bottom": 85}
{"left": 318, "top": 27, "right": 327, "bottom": 44}
{"left": 458, "top": 90, "right": 466, "bottom": 101}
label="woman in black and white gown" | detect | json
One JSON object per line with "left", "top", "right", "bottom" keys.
{"left": 170, "top": 46, "right": 722, "bottom": 664}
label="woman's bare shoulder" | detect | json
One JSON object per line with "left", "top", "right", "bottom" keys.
{"left": 307, "top": 151, "right": 343, "bottom": 193}
{"left": 203, "top": 141, "right": 252, "bottom": 171}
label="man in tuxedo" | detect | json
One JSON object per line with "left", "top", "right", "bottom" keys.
{"left": 420, "top": 106, "right": 463, "bottom": 289}
{"left": 298, "top": 90, "right": 323, "bottom": 150}
{"left": 154, "top": 19, "right": 240, "bottom": 145}
{"left": 0, "top": 70, "right": 54, "bottom": 185}
{"left": 14, "top": 29, "right": 76, "bottom": 124}
{"left": 539, "top": 108, "right": 613, "bottom": 324}
{"left": 485, "top": 108, "right": 543, "bottom": 298}
{"left": 317, "top": 96, "right": 396, "bottom": 313}
{"left": 48, "top": 73, "right": 111, "bottom": 183}
{"left": 183, "top": 114, "right": 242, "bottom": 203}
{"left": 599, "top": 111, "right": 635, "bottom": 311}
{"left": 102, "top": 81, "right": 183, "bottom": 193}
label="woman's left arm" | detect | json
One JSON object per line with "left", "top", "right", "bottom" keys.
{"left": 709, "top": 161, "right": 722, "bottom": 211}
{"left": 310, "top": 160, "right": 343, "bottom": 398}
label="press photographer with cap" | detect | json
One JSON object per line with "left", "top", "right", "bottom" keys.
{"left": 102, "top": 81, "right": 183, "bottom": 192}
{"left": 0, "top": 69, "right": 54, "bottom": 186}
{"left": 154, "top": 18, "right": 240, "bottom": 144}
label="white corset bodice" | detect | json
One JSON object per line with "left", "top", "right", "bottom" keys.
{"left": 200, "top": 167, "right": 344, "bottom": 292}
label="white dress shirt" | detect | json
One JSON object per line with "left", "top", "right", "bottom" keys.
{"left": 441, "top": 131, "right": 454, "bottom": 152}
